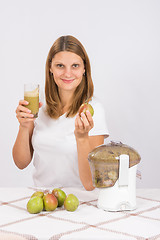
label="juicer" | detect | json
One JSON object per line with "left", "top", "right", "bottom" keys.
{"left": 88, "top": 141, "right": 141, "bottom": 211}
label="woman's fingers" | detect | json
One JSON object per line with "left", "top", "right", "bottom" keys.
{"left": 16, "top": 100, "right": 34, "bottom": 119}
{"left": 80, "top": 111, "right": 94, "bottom": 130}
{"left": 75, "top": 111, "right": 94, "bottom": 132}
{"left": 85, "top": 110, "right": 94, "bottom": 128}
{"left": 19, "top": 100, "right": 29, "bottom": 106}
{"left": 16, "top": 100, "right": 30, "bottom": 113}
{"left": 80, "top": 112, "right": 90, "bottom": 130}
{"left": 76, "top": 114, "right": 84, "bottom": 130}
{"left": 15, "top": 99, "right": 37, "bottom": 127}
{"left": 17, "top": 111, "right": 34, "bottom": 119}
{"left": 74, "top": 112, "right": 94, "bottom": 139}
{"left": 16, "top": 105, "right": 31, "bottom": 114}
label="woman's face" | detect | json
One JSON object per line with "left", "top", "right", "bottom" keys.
{"left": 50, "top": 51, "right": 85, "bottom": 94}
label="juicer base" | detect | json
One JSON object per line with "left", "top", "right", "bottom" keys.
{"left": 97, "top": 202, "right": 136, "bottom": 212}
{"left": 97, "top": 165, "right": 137, "bottom": 212}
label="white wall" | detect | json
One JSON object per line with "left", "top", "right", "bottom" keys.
{"left": 0, "top": 0, "right": 159, "bottom": 187}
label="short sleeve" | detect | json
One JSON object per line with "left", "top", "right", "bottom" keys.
{"left": 89, "top": 98, "right": 109, "bottom": 138}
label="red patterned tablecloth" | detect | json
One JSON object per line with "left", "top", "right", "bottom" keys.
{"left": 0, "top": 187, "right": 160, "bottom": 240}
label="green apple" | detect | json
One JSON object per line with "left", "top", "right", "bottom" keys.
{"left": 64, "top": 194, "right": 79, "bottom": 212}
{"left": 79, "top": 103, "right": 94, "bottom": 117}
{"left": 31, "top": 191, "right": 44, "bottom": 198}
{"left": 27, "top": 196, "right": 43, "bottom": 214}
{"left": 52, "top": 188, "right": 66, "bottom": 207}
{"left": 43, "top": 193, "right": 58, "bottom": 211}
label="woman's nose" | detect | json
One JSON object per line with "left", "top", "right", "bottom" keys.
{"left": 64, "top": 67, "right": 72, "bottom": 77}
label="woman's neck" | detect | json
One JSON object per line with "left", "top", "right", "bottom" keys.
{"left": 59, "top": 90, "right": 73, "bottom": 113}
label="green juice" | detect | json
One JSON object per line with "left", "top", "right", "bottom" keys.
{"left": 24, "top": 88, "right": 39, "bottom": 118}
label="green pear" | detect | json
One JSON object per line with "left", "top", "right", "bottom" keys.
{"left": 27, "top": 196, "right": 43, "bottom": 214}
{"left": 31, "top": 191, "right": 44, "bottom": 198}
{"left": 52, "top": 188, "right": 66, "bottom": 207}
{"left": 43, "top": 193, "right": 58, "bottom": 211}
{"left": 64, "top": 194, "right": 79, "bottom": 212}
{"left": 79, "top": 103, "right": 94, "bottom": 117}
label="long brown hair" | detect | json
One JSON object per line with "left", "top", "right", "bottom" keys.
{"left": 45, "top": 35, "right": 94, "bottom": 118}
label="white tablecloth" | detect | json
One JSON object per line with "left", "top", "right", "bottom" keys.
{"left": 0, "top": 187, "right": 160, "bottom": 240}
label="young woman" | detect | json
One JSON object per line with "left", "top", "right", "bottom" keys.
{"left": 12, "top": 35, "right": 109, "bottom": 190}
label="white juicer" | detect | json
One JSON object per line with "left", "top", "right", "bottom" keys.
{"left": 88, "top": 141, "right": 141, "bottom": 211}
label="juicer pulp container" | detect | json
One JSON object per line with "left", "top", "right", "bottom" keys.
{"left": 88, "top": 141, "right": 141, "bottom": 211}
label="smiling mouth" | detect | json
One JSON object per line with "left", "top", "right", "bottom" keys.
{"left": 61, "top": 79, "right": 75, "bottom": 83}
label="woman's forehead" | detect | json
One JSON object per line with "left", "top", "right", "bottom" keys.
{"left": 53, "top": 51, "right": 83, "bottom": 63}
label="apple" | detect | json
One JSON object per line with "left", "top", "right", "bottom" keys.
{"left": 27, "top": 196, "right": 43, "bottom": 214}
{"left": 43, "top": 193, "right": 58, "bottom": 211}
{"left": 52, "top": 188, "right": 66, "bottom": 207}
{"left": 79, "top": 103, "right": 94, "bottom": 117}
{"left": 64, "top": 194, "right": 79, "bottom": 212}
{"left": 31, "top": 191, "right": 44, "bottom": 198}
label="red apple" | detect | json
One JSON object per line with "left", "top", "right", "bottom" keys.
{"left": 43, "top": 193, "right": 58, "bottom": 211}
{"left": 79, "top": 103, "right": 94, "bottom": 117}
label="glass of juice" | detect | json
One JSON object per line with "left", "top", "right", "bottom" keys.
{"left": 24, "top": 84, "right": 39, "bottom": 118}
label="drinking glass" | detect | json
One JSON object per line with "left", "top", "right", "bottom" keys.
{"left": 24, "top": 84, "right": 39, "bottom": 118}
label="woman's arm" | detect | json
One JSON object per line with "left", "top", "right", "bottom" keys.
{"left": 76, "top": 135, "right": 104, "bottom": 191}
{"left": 74, "top": 111, "right": 105, "bottom": 191}
{"left": 12, "top": 100, "right": 36, "bottom": 169}
{"left": 13, "top": 100, "right": 43, "bottom": 169}
{"left": 12, "top": 122, "right": 34, "bottom": 169}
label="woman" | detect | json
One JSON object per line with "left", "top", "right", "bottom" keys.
{"left": 12, "top": 35, "right": 109, "bottom": 190}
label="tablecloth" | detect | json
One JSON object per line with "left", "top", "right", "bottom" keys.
{"left": 0, "top": 187, "right": 160, "bottom": 240}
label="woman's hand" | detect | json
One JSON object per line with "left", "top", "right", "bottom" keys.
{"left": 74, "top": 110, "right": 94, "bottom": 140}
{"left": 15, "top": 100, "right": 43, "bottom": 128}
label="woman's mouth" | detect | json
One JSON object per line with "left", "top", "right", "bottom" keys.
{"left": 61, "top": 79, "right": 75, "bottom": 84}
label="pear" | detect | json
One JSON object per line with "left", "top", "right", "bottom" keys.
{"left": 52, "top": 188, "right": 66, "bottom": 207}
{"left": 31, "top": 191, "right": 44, "bottom": 198}
{"left": 27, "top": 196, "right": 43, "bottom": 214}
{"left": 79, "top": 103, "right": 94, "bottom": 117}
{"left": 64, "top": 194, "right": 79, "bottom": 212}
{"left": 43, "top": 193, "right": 58, "bottom": 211}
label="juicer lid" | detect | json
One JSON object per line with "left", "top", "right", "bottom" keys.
{"left": 88, "top": 141, "right": 141, "bottom": 168}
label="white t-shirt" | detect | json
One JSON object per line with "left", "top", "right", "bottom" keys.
{"left": 32, "top": 97, "right": 109, "bottom": 188}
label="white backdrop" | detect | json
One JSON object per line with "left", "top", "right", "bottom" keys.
{"left": 0, "top": 0, "right": 159, "bottom": 187}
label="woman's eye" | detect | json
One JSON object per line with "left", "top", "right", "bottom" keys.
{"left": 72, "top": 64, "right": 79, "bottom": 68}
{"left": 57, "top": 64, "right": 64, "bottom": 68}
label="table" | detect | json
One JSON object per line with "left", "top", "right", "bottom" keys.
{"left": 0, "top": 187, "right": 160, "bottom": 240}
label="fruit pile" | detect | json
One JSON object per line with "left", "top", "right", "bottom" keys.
{"left": 27, "top": 188, "right": 79, "bottom": 214}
